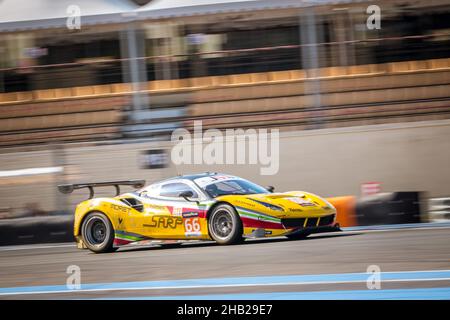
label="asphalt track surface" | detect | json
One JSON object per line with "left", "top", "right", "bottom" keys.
{"left": 0, "top": 225, "right": 449, "bottom": 299}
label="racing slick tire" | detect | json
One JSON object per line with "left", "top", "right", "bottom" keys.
{"left": 286, "top": 231, "right": 311, "bottom": 240}
{"left": 80, "top": 212, "right": 116, "bottom": 253}
{"left": 208, "top": 204, "right": 243, "bottom": 245}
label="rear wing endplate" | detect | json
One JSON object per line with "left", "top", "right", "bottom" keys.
{"left": 57, "top": 180, "right": 145, "bottom": 199}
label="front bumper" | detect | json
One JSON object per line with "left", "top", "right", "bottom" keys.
{"left": 281, "top": 214, "right": 336, "bottom": 228}
{"left": 287, "top": 223, "right": 341, "bottom": 236}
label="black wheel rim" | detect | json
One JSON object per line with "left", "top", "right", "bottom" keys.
{"left": 211, "top": 209, "right": 234, "bottom": 240}
{"left": 84, "top": 217, "right": 107, "bottom": 245}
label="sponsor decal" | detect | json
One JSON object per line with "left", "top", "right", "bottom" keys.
{"left": 235, "top": 200, "right": 256, "bottom": 207}
{"left": 146, "top": 204, "right": 167, "bottom": 211}
{"left": 185, "top": 233, "right": 202, "bottom": 237}
{"left": 247, "top": 198, "right": 284, "bottom": 211}
{"left": 285, "top": 197, "right": 316, "bottom": 207}
{"left": 167, "top": 206, "right": 207, "bottom": 218}
{"left": 182, "top": 207, "right": 207, "bottom": 218}
{"left": 182, "top": 211, "right": 199, "bottom": 218}
{"left": 143, "top": 216, "right": 183, "bottom": 229}
{"left": 172, "top": 207, "right": 183, "bottom": 217}
{"left": 249, "top": 228, "right": 272, "bottom": 237}
{"left": 110, "top": 204, "right": 130, "bottom": 213}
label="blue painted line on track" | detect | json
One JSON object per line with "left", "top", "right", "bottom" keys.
{"left": 102, "top": 287, "right": 450, "bottom": 300}
{"left": 1, "top": 270, "right": 450, "bottom": 296}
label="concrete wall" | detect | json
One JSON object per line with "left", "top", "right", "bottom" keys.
{"left": 1, "top": 119, "right": 449, "bottom": 216}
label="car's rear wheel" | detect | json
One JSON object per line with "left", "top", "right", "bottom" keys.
{"left": 208, "top": 204, "right": 243, "bottom": 245}
{"left": 286, "top": 231, "right": 311, "bottom": 240}
{"left": 81, "top": 212, "right": 116, "bottom": 253}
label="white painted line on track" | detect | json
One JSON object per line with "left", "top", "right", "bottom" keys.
{"left": 0, "top": 243, "right": 76, "bottom": 252}
{"left": 103, "top": 287, "right": 450, "bottom": 300}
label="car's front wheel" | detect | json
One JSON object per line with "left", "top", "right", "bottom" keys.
{"left": 208, "top": 204, "right": 243, "bottom": 245}
{"left": 80, "top": 212, "right": 116, "bottom": 253}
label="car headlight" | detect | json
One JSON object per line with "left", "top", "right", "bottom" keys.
{"left": 323, "top": 199, "right": 336, "bottom": 211}
{"left": 268, "top": 204, "right": 284, "bottom": 211}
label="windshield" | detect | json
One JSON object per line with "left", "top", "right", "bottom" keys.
{"left": 199, "top": 178, "right": 269, "bottom": 198}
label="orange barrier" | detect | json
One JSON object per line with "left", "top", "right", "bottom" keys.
{"left": 327, "top": 196, "right": 357, "bottom": 227}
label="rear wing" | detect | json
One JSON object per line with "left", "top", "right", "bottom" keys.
{"left": 57, "top": 180, "right": 145, "bottom": 199}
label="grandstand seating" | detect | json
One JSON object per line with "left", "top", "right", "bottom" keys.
{"left": 0, "top": 57, "right": 449, "bottom": 146}
{"left": 0, "top": 96, "right": 127, "bottom": 146}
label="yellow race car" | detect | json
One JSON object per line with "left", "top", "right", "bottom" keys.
{"left": 58, "top": 173, "right": 339, "bottom": 253}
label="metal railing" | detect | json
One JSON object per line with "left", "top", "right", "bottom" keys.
{"left": 1, "top": 33, "right": 449, "bottom": 93}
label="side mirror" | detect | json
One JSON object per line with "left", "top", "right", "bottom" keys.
{"left": 267, "top": 186, "right": 275, "bottom": 193}
{"left": 179, "top": 190, "right": 194, "bottom": 200}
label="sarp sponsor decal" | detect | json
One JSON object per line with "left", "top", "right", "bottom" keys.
{"left": 143, "top": 216, "right": 183, "bottom": 229}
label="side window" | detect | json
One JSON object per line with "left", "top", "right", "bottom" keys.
{"left": 159, "top": 183, "right": 198, "bottom": 199}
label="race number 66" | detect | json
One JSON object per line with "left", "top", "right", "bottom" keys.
{"left": 184, "top": 218, "right": 201, "bottom": 232}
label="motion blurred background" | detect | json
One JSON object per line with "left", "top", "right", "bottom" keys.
{"left": 0, "top": 0, "right": 449, "bottom": 229}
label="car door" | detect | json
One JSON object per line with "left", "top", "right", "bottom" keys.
{"left": 141, "top": 181, "right": 201, "bottom": 239}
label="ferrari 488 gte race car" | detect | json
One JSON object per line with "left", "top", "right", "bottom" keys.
{"left": 58, "top": 173, "right": 340, "bottom": 253}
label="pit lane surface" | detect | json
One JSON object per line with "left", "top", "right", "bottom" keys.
{"left": 0, "top": 227, "right": 449, "bottom": 299}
